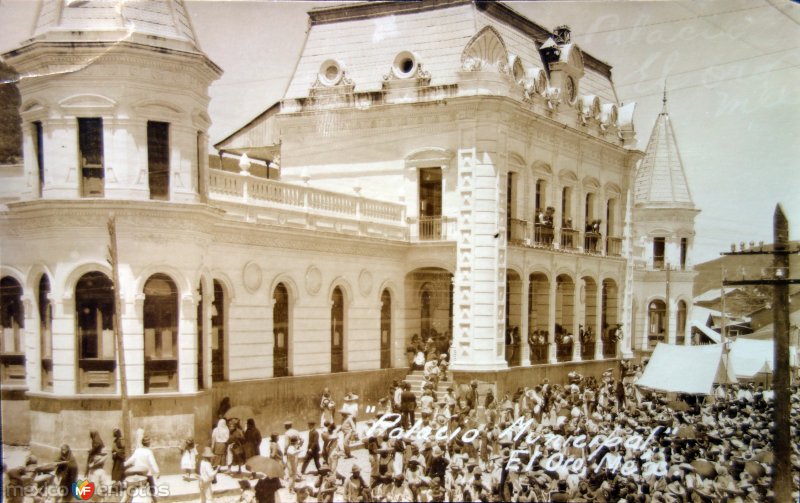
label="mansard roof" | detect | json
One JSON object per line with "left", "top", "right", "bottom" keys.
{"left": 26, "top": 0, "right": 203, "bottom": 54}
{"left": 284, "top": 0, "right": 618, "bottom": 104}
{"left": 634, "top": 95, "right": 695, "bottom": 209}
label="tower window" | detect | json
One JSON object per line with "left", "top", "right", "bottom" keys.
{"left": 653, "top": 237, "right": 666, "bottom": 269}
{"left": 680, "top": 238, "right": 688, "bottom": 270}
{"left": 78, "top": 118, "right": 104, "bottom": 197}
{"left": 147, "top": 121, "right": 170, "bottom": 200}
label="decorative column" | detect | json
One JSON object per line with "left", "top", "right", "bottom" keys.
{"left": 520, "top": 274, "right": 531, "bottom": 366}
{"left": 178, "top": 294, "right": 198, "bottom": 393}
{"left": 51, "top": 296, "right": 76, "bottom": 395}
{"left": 22, "top": 295, "right": 38, "bottom": 391}
{"left": 450, "top": 147, "right": 507, "bottom": 371}
{"left": 548, "top": 279, "right": 557, "bottom": 364}
{"left": 572, "top": 281, "right": 582, "bottom": 362}
{"left": 594, "top": 285, "right": 604, "bottom": 360}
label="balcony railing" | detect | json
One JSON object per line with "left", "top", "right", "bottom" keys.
{"left": 584, "top": 232, "right": 602, "bottom": 254}
{"left": 560, "top": 228, "right": 578, "bottom": 250}
{"left": 533, "top": 223, "right": 555, "bottom": 248}
{"left": 606, "top": 236, "right": 622, "bottom": 257}
{"left": 208, "top": 169, "right": 405, "bottom": 223}
{"left": 416, "top": 216, "right": 455, "bottom": 241}
{"left": 508, "top": 218, "right": 528, "bottom": 244}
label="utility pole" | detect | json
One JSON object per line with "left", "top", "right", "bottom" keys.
{"left": 107, "top": 216, "right": 131, "bottom": 456}
{"left": 721, "top": 204, "right": 798, "bottom": 503}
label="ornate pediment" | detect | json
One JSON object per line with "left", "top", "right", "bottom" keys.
{"left": 58, "top": 94, "right": 116, "bottom": 109}
{"left": 461, "top": 26, "right": 509, "bottom": 74}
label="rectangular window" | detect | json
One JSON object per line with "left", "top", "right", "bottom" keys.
{"left": 653, "top": 237, "right": 666, "bottom": 269}
{"left": 78, "top": 118, "right": 104, "bottom": 197}
{"left": 535, "top": 179, "right": 545, "bottom": 213}
{"left": 147, "top": 121, "right": 170, "bottom": 200}
{"left": 680, "top": 238, "right": 688, "bottom": 270}
{"left": 34, "top": 121, "right": 44, "bottom": 197}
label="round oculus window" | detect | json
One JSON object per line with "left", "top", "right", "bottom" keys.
{"left": 392, "top": 51, "right": 419, "bottom": 78}
{"left": 319, "top": 59, "right": 344, "bottom": 86}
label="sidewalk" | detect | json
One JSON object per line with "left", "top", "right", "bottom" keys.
{"left": 3, "top": 420, "right": 376, "bottom": 503}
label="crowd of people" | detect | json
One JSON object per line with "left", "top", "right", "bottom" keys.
{"left": 203, "top": 356, "right": 799, "bottom": 502}
{"left": 3, "top": 354, "right": 799, "bottom": 502}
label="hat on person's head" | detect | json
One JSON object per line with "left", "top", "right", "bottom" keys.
{"left": 284, "top": 421, "right": 292, "bottom": 427}
{"left": 308, "top": 420, "right": 316, "bottom": 426}
{"left": 351, "top": 464, "right": 361, "bottom": 472}
{"left": 142, "top": 436, "right": 151, "bottom": 446}
{"left": 202, "top": 447, "right": 214, "bottom": 458}
{"left": 432, "top": 446, "right": 443, "bottom": 457}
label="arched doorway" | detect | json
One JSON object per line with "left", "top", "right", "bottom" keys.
{"left": 211, "top": 280, "right": 225, "bottom": 383}
{"left": 38, "top": 275, "right": 53, "bottom": 390}
{"left": 143, "top": 274, "right": 178, "bottom": 392}
{"left": 676, "top": 300, "right": 687, "bottom": 345}
{"left": 648, "top": 299, "right": 667, "bottom": 348}
{"left": 273, "top": 283, "right": 290, "bottom": 377}
{"left": 404, "top": 268, "right": 453, "bottom": 367}
{"left": 555, "top": 274, "right": 575, "bottom": 362}
{"left": 75, "top": 272, "right": 115, "bottom": 391}
{"left": 1, "top": 276, "right": 25, "bottom": 385}
{"left": 527, "top": 273, "right": 550, "bottom": 364}
{"left": 505, "top": 271, "right": 522, "bottom": 367}
{"left": 602, "top": 279, "right": 619, "bottom": 357}
{"left": 380, "top": 289, "right": 391, "bottom": 369}
{"left": 581, "top": 277, "right": 597, "bottom": 360}
{"left": 331, "top": 287, "right": 345, "bottom": 373}
{"left": 196, "top": 282, "right": 205, "bottom": 389}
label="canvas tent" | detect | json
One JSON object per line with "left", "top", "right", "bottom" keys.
{"left": 636, "top": 343, "right": 737, "bottom": 395}
{"left": 727, "top": 338, "right": 798, "bottom": 378}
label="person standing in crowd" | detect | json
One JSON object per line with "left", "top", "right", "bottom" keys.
{"left": 228, "top": 418, "right": 246, "bottom": 475}
{"left": 301, "top": 420, "right": 321, "bottom": 474}
{"left": 56, "top": 444, "right": 78, "bottom": 503}
{"left": 180, "top": 438, "right": 198, "bottom": 481}
{"left": 244, "top": 418, "right": 262, "bottom": 460}
{"left": 198, "top": 447, "right": 218, "bottom": 503}
{"left": 124, "top": 435, "right": 160, "bottom": 503}
{"left": 211, "top": 419, "right": 230, "bottom": 469}
{"left": 86, "top": 430, "right": 110, "bottom": 491}
{"left": 286, "top": 436, "right": 300, "bottom": 493}
{"left": 319, "top": 388, "right": 334, "bottom": 427}
{"left": 344, "top": 464, "right": 369, "bottom": 502}
{"left": 111, "top": 428, "right": 126, "bottom": 493}
{"left": 340, "top": 410, "right": 356, "bottom": 459}
{"left": 400, "top": 383, "right": 416, "bottom": 430}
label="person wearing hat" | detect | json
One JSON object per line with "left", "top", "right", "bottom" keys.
{"left": 344, "top": 464, "right": 369, "bottom": 502}
{"left": 198, "top": 447, "right": 218, "bottom": 503}
{"left": 340, "top": 409, "right": 357, "bottom": 459}
{"left": 387, "top": 473, "right": 411, "bottom": 502}
{"left": 427, "top": 445, "right": 448, "bottom": 482}
{"left": 301, "top": 420, "right": 322, "bottom": 475}
{"left": 124, "top": 436, "right": 159, "bottom": 502}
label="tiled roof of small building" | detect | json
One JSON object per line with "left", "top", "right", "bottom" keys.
{"left": 634, "top": 94, "right": 694, "bottom": 208}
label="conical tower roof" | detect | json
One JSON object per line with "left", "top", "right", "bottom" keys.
{"left": 634, "top": 90, "right": 695, "bottom": 208}
{"left": 28, "top": 0, "right": 203, "bottom": 54}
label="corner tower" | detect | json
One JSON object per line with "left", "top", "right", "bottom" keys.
{"left": 3, "top": 0, "right": 222, "bottom": 201}
{"left": 630, "top": 89, "right": 700, "bottom": 353}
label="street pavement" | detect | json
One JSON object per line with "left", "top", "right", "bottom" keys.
{"left": 3, "top": 422, "right": 375, "bottom": 503}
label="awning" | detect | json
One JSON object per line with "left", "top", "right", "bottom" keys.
{"left": 636, "top": 343, "right": 736, "bottom": 395}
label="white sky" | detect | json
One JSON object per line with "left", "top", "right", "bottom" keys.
{"left": 1, "top": 0, "right": 798, "bottom": 264}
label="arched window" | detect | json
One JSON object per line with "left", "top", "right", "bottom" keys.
{"left": 648, "top": 300, "right": 667, "bottom": 347}
{"left": 331, "top": 287, "right": 344, "bottom": 373}
{"left": 211, "top": 280, "right": 225, "bottom": 383}
{"left": 38, "top": 275, "right": 53, "bottom": 390}
{"left": 1, "top": 276, "right": 25, "bottom": 384}
{"left": 196, "top": 282, "right": 205, "bottom": 390}
{"left": 144, "top": 274, "right": 178, "bottom": 392}
{"left": 75, "top": 272, "right": 115, "bottom": 391}
{"left": 273, "top": 283, "right": 290, "bottom": 377}
{"left": 380, "top": 290, "right": 392, "bottom": 369}
{"left": 676, "top": 301, "right": 687, "bottom": 344}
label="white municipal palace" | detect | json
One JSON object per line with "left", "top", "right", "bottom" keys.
{"left": 0, "top": 0, "right": 698, "bottom": 470}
